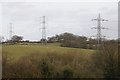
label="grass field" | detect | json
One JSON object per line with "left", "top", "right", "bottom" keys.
{"left": 2, "top": 43, "right": 118, "bottom": 78}
{"left": 2, "top": 43, "right": 95, "bottom": 61}
{"left": 2, "top": 43, "right": 98, "bottom": 78}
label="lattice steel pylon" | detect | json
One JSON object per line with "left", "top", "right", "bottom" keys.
{"left": 92, "top": 13, "right": 108, "bottom": 50}
{"left": 9, "top": 23, "right": 13, "bottom": 40}
{"left": 41, "top": 16, "right": 47, "bottom": 45}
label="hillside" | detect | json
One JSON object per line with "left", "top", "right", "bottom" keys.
{"left": 2, "top": 43, "right": 95, "bottom": 61}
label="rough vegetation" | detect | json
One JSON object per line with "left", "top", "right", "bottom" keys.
{"left": 2, "top": 41, "right": 119, "bottom": 79}
{"left": 92, "top": 42, "right": 119, "bottom": 78}
{"left": 2, "top": 44, "right": 95, "bottom": 78}
{"left": 2, "top": 33, "right": 119, "bottom": 79}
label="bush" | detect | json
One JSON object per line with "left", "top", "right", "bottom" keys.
{"left": 92, "top": 42, "right": 118, "bottom": 78}
{"left": 37, "top": 59, "right": 52, "bottom": 78}
{"left": 62, "top": 66, "right": 74, "bottom": 78}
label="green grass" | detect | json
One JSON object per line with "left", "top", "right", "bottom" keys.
{"left": 3, "top": 43, "right": 117, "bottom": 78}
{"left": 2, "top": 43, "right": 95, "bottom": 61}
{"left": 2, "top": 43, "right": 97, "bottom": 78}
{"left": 0, "top": 45, "right": 2, "bottom": 60}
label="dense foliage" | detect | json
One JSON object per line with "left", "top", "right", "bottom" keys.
{"left": 48, "top": 32, "right": 97, "bottom": 49}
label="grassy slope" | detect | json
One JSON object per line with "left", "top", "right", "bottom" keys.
{"left": 2, "top": 43, "right": 98, "bottom": 78}
{"left": 2, "top": 43, "right": 95, "bottom": 61}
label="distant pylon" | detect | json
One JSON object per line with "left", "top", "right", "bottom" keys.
{"left": 41, "top": 16, "right": 47, "bottom": 44}
{"left": 9, "top": 23, "right": 13, "bottom": 40}
{"left": 91, "top": 13, "right": 108, "bottom": 50}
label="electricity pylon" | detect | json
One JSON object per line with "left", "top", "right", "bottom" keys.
{"left": 9, "top": 23, "right": 13, "bottom": 40}
{"left": 41, "top": 16, "right": 47, "bottom": 45}
{"left": 92, "top": 13, "right": 108, "bottom": 50}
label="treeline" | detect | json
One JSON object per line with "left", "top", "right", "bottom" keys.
{"left": 48, "top": 33, "right": 88, "bottom": 48}
{"left": 48, "top": 32, "right": 118, "bottom": 49}
{"left": 3, "top": 32, "right": 118, "bottom": 49}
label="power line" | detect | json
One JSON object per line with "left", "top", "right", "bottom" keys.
{"left": 91, "top": 13, "right": 108, "bottom": 50}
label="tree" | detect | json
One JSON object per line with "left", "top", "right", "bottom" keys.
{"left": 0, "top": 36, "right": 4, "bottom": 43}
{"left": 59, "top": 33, "right": 87, "bottom": 48}
{"left": 48, "top": 36, "right": 57, "bottom": 43}
{"left": 87, "top": 38, "right": 97, "bottom": 49}
{"left": 47, "top": 32, "right": 88, "bottom": 49}
{"left": 47, "top": 35, "right": 61, "bottom": 43}
{"left": 11, "top": 35, "right": 23, "bottom": 42}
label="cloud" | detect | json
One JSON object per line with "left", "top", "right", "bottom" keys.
{"left": 1, "top": 2, "right": 118, "bottom": 40}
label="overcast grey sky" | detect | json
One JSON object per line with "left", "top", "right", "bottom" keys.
{"left": 0, "top": 1, "right": 118, "bottom": 41}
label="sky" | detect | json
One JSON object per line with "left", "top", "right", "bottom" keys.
{"left": 0, "top": 0, "right": 119, "bottom": 41}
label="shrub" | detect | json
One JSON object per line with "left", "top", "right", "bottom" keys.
{"left": 92, "top": 43, "right": 118, "bottom": 78}
{"left": 37, "top": 59, "right": 52, "bottom": 78}
{"left": 62, "top": 66, "right": 74, "bottom": 78}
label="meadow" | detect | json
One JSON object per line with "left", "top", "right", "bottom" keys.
{"left": 2, "top": 43, "right": 94, "bottom": 61}
{"left": 2, "top": 43, "right": 109, "bottom": 78}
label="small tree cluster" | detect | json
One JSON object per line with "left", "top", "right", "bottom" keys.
{"left": 48, "top": 32, "right": 97, "bottom": 49}
{"left": 11, "top": 35, "right": 23, "bottom": 42}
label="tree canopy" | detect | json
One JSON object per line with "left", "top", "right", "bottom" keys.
{"left": 11, "top": 35, "right": 23, "bottom": 42}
